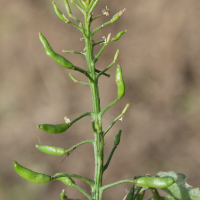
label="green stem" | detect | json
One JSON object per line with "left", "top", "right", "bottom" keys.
{"left": 62, "top": 50, "right": 85, "bottom": 55}
{"left": 67, "top": 139, "right": 94, "bottom": 152}
{"left": 76, "top": 0, "right": 85, "bottom": 9}
{"left": 96, "top": 49, "right": 119, "bottom": 79}
{"left": 72, "top": 185, "right": 92, "bottom": 200}
{"left": 103, "top": 145, "right": 117, "bottom": 171}
{"left": 83, "top": 11, "right": 104, "bottom": 200}
{"left": 89, "top": 0, "right": 100, "bottom": 13}
{"left": 73, "top": 66, "right": 94, "bottom": 82}
{"left": 93, "top": 40, "right": 105, "bottom": 46}
{"left": 64, "top": 0, "right": 81, "bottom": 23}
{"left": 92, "top": 20, "right": 113, "bottom": 35}
{"left": 95, "top": 69, "right": 110, "bottom": 78}
{"left": 133, "top": 187, "right": 142, "bottom": 200}
{"left": 70, "top": 112, "right": 91, "bottom": 125}
{"left": 92, "top": 14, "right": 103, "bottom": 22}
{"left": 100, "top": 179, "right": 134, "bottom": 192}
{"left": 103, "top": 103, "right": 129, "bottom": 136}
{"left": 93, "top": 34, "right": 111, "bottom": 63}
{"left": 70, "top": 0, "right": 84, "bottom": 14}
{"left": 150, "top": 188, "right": 161, "bottom": 200}
{"left": 100, "top": 98, "right": 120, "bottom": 117}
{"left": 69, "top": 73, "right": 90, "bottom": 86}
{"left": 52, "top": 173, "right": 94, "bottom": 186}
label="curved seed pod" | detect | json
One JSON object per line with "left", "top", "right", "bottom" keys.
{"left": 13, "top": 161, "right": 51, "bottom": 184}
{"left": 52, "top": 2, "right": 69, "bottom": 23}
{"left": 114, "top": 130, "right": 122, "bottom": 146}
{"left": 37, "top": 124, "right": 70, "bottom": 134}
{"left": 36, "top": 145, "right": 67, "bottom": 156}
{"left": 39, "top": 33, "right": 74, "bottom": 69}
{"left": 54, "top": 173, "right": 75, "bottom": 187}
{"left": 115, "top": 64, "right": 125, "bottom": 98}
{"left": 134, "top": 177, "right": 175, "bottom": 188}
{"left": 60, "top": 189, "right": 69, "bottom": 200}
{"left": 111, "top": 30, "right": 127, "bottom": 41}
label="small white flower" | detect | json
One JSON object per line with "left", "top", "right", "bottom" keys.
{"left": 64, "top": 116, "right": 71, "bottom": 124}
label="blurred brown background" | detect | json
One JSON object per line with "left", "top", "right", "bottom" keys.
{"left": 1, "top": 0, "right": 200, "bottom": 199}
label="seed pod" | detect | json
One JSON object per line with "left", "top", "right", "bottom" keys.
{"left": 111, "top": 30, "right": 127, "bottom": 41}
{"left": 39, "top": 33, "right": 74, "bottom": 69}
{"left": 54, "top": 173, "right": 75, "bottom": 187}
{"left": 134, "top": 177, "right": 175, "bottom": 188}
{"left": 36, "top": 145, "right": 67, "bottom": 156}
{"left": 13, "top": 161, "right": 51, "bottom": 184}
{"left": 60, "top": 189, "right": 69, "bottom": 200}
{"left": 114, "top": 130, "right": 122, "bottom": 146}
{"left": 115, "top": 64, "right": 125, "bottom": 98}
{"left": 37, "top": 124, "right": 70, "bottom": 134}
{"left": 52, "top": 2, "right": 69, "bottom": 23}
{"left": 111, "top": 9, "right": 126, "bottom": 22}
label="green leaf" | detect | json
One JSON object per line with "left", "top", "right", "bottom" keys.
{"left": 148, "top": 171, "right": 200, "bottom": 200}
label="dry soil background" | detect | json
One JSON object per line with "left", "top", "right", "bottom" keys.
{"left": 1, "top": 0, "right": 200, "bottom": 199}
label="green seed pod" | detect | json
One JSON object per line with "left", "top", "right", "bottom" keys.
{"left": 37, "top": 124, "right": 70, "bottom": 134}
{"left": 13, "top": 161, "right": 51, "bottom": 184}
{"left": 36, "top": 145, "right": 67, "bottom": 156}
{"left": 39, "top": 33, "right": 74, "bottom": 69}
{"left": 111, "top": 30, "right": 127, "bottom": 41}
{"left": 114, "top": 130, "right": 122, "bottom": 146}
{"left": 115, "top": 64, "right": 125, "bottom": 98}
{"left": 54, "top": 173, "right": 75, "bottom": 187}
{"left": 60, "top": 189, "right": 69, "bottom": 200}
{"left": 52, "top": 2, "right": 69, "bottom": 23}
{"left": 134, "top": 177, "right": 175, "bottom": 188}
{"left": 111, "top": 9, "right": 126, "bottom": 22}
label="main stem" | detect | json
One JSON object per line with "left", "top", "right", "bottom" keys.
{"left": 84, "top": 13, "right": 104, "bottom": 200}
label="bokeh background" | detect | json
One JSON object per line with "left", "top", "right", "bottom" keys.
{"left": 1, "top": 0, "right": 200, "bottom": 199}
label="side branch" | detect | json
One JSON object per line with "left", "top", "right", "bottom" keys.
{"left": 93, "top": 34, "right": 111, "bottom": 63}
{"left": 67, "top": 139, "right": 94, "bottom": 152}
{"left": 95, "top": 69, "right": 110, "bottom": 78}
{"left": 64, "top": 0, "right": 81, "bottom": 23}
{"left": 97, "top": 49, "right": 119, "bottom": 78}
{"left": 103, "top": 103, "right": 129, "bottom": 136}
{"left": 70, "top": 112, "right": 92, "bottom": 125}
{"left": 91, "top": 20, "right": 113, "bottom": 36}
{"left": 52, "top": 173, "right": 94, "bottom": 187}
{"left": 103, "top": 145, "right": 117, "bottom": 172}
{"left": 72, "top": 185, "right": 92, "bottom": 200}
{"left": 62, "top": 50, "right": 85, "bottom": 55}
{"left": 91, "top": 9, "right": 125, "bottom": 35}
{"left": 69, "top": 73, "right": 90, "bottom": 86}
{"left": 100, "top": 179, "right": 134, "bottom": 192}
{"left": 73, "top": 66, "right": 94, "bottom": 82}
{"left": 99, "top": 98, "right": 120, "bottom": 117}
{"left": 70, "top": 0, "right": 85, "bottom": 14}
{"left": 89, "top": 0, "right": 100, "bottom": 13}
